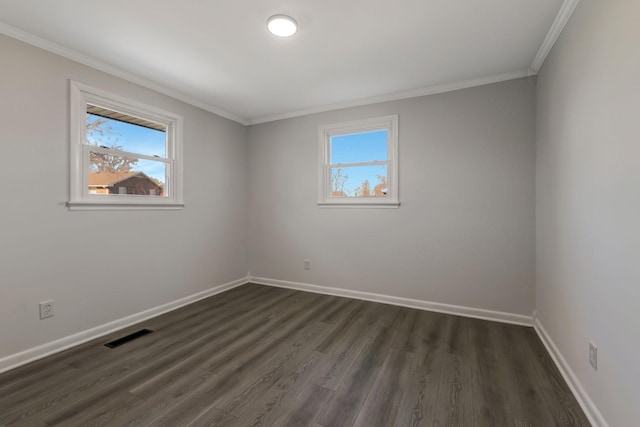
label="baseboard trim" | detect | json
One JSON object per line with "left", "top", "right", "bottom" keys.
{"left": 0, "top": 276, "right": 250, "bottom": 374}
{"left": 533, "top": 317, "right": 608, "bottom": 427}
{"left": 249, "top": 275, "right": 533, "bottom": 327}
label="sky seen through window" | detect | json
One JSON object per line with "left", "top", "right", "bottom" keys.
{"left": 330, "top": 129, "right": 389, "bottom": 197}
{"left": 86, "top": 114, "right": 167, "bottom": 183}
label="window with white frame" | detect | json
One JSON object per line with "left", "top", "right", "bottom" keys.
{"left": 318, "top": 115, "right": 399, "bottom": 207}
{"left": 68, "top": 81, "right": 183, "bottom": 210}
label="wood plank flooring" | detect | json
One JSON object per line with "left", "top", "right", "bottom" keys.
{"left": 0, "top": 284, "right": 590, "bottom": 426}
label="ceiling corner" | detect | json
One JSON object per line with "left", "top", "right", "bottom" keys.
{"left": 0, "top": 21, "right": 248, "bottom": 126}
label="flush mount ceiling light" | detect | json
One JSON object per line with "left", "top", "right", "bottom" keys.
{"left": 267, "top": 14, "right": 298, "bottom": 37}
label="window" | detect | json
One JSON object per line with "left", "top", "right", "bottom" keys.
{"left": 68, "top": 81, "right": 183, "bottom": 210}
{"left": 318, "top": 115, "right": 399, "bottom": 207}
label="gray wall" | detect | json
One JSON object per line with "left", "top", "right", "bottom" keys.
{"left": 0, "top": 35, "right": 249, "bottom": 361}
{"left": 248, "top": 78, "right": 536, "bottom": 316}
{"left": 536, "top": 0, "right": 640, "bottom": 425}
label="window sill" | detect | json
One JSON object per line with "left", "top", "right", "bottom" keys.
{"left": 67, "top": 201, "right": 185, "bottom": 211}
{"left": 317, "top": 201, "right": 400, "bottom": 209}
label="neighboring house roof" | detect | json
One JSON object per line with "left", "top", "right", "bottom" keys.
{"left": 88, "top": 171, "right": 156, "bottom": 188}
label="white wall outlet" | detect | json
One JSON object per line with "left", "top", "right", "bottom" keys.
{"left": 40, "top": 300, "right": 54, "bottom": 319}
{"left": 304, "top": 259, "right": 310, "bottom": 270}
{"left": 589, "top": 341, "right": 598, "bottom": 371}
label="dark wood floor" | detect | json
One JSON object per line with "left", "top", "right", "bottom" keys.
{"left": 0, "top": 284, "right": 590, "bottom": 426}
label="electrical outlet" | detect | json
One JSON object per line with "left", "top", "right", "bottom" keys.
{"left": 589, "top": 341, "right": 598, "bottom": 371}
{"left": 40, "top": 300, "right": 54, "bottom": 319}
{"left": 304, "top": 259, "right": 310, "bottom": 270}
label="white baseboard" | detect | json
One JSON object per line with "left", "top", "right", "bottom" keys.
{"left": 0, "top": 276, "right": 250, "bottom": 374}
{"left": 533, "top": 317, "right": 608, "bottom": 427}
{"left": 249, "top": 275, "right": 533, "bottom": 327}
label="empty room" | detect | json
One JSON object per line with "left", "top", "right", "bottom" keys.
{"left": 0, "top": 0, "right": 637, "bottom": 426}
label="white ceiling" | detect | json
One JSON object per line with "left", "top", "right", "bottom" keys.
{"left": 0, "top": 0, "right": 577, "bottom": 124}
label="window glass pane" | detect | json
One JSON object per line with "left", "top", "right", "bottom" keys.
{"left": 88, "top": 152, "right": 167, "bottom": 197}
{"left": 330, "top": 165, "right": 388, "bottom": 198}
{"left": 86, "top": 109, "right": 166, "bottom": 158}
{"left": 330, "top": 129, "right": 388, "bottom": 164}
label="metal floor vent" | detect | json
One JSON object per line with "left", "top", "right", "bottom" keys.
{"left": 105, "top": 329, "right": 154, "bottom": 348}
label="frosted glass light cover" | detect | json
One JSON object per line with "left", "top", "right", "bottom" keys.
{"left": 267, "top": 15, "right": 297, "bottom": 37}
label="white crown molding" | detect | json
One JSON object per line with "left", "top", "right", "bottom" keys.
{"left": 0, "top": 21, "right": 249, "bottom": 126}
{"left": 529, "top": 0, "right": 581, "bottom": 74}
{"left": 249, "top": 70, "right": 530, "bottom": 125}
{"left": 2, "top": 0, "right": 577, "bottom": 127}
{"left": 533, "top": 316, "right": 609, "bottom": 427}
{"left": 1, "top": 19, "right": 528, "bottom": 127}
{"left": 249, "top": 275, "right": 533, "bottom": 326}
{"left": 0, "top": 276, "right": 250, "bottom": 374}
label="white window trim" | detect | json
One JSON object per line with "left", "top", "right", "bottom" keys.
{"left": 318, "top": 114, "right": 399, "bottom": 208}
{"left": 68, "top": 80, "right": 184, "bottom": 211}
